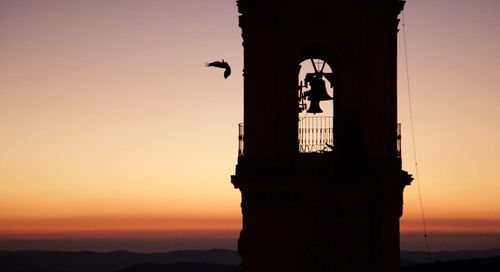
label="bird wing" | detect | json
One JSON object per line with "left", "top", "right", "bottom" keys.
{"left": 224, "top": 66, "right": 231, "bottom": 79}
{"left": 207, "top": 61, "right": 225, "bottom": 68}
{"left": 207, "top": 60, "right": 231, "bottom": 79}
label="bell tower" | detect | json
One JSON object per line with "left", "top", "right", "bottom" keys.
{"left": 231, "top": 1, "right": 412, "bottom": 272}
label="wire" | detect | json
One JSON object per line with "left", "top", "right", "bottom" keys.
{"left": 401, "top": 11, "right": 432, "bottom": 262}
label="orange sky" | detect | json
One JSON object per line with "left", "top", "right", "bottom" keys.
{"left": 1, "top": 0, "right": 500, "bottom": 251}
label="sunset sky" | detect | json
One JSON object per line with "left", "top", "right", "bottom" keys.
{"left": 1, "top": 0, "right": 500, "bottom": 252}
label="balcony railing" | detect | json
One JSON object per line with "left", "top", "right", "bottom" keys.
{"left": 298, "top": 116, "right": 334, "bottom": 153}
{"left": 238, "top": 123, "right": 244, "bottom": 156}
{"left": 238, "top": 120, "right": 402, "bottom": 157}
{"left": 397, "top": 123, "right": 402, "bottom": 158}
{"left": 237, "top": 117, "right": 333, "bottom": 156}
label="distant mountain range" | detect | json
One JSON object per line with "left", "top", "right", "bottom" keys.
{"left": 400, "top": 248, "right": 500, "bottom": 266}
{"left": 117, "top": 262, "right": 239, "bottom": 272}
{"left": 401, "top": 255, "right": 500, "bottom": 272}
{"left": 2, "top": 248, "right": 500, "bottom": 272}
{"left": 0, "top": 249, "right": 240, "bottom": 272}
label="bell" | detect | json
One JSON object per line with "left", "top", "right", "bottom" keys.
{"left": 307, "top": 100, "right": 323, "bottom": 114}
{"left": 304, "top": 75, "right": 332, "bottom": 114}
{"left": 307, "top": 76, "right": 332, "bottom": 101}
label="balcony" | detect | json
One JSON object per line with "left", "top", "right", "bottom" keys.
{"left": 397, "top": 123, "right": 402, "bottom": 158}
{"left": 237, "top": 116, "right": 334, "bottom": 156}
{"left": 238, "top": 122, "right": 244, "bottom": 156}
{"left": 237, "top": 119, "right": 402, "bottom": 158}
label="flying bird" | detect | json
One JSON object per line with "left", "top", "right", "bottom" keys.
{"left": 207, "top": 59, "right": 231, "bottom": 79}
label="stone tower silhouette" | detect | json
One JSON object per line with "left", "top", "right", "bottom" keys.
{"left": 231, "top": 1, "right": 412, "bottom": 271}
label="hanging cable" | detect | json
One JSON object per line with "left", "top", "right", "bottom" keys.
{"left": 401, "top": 11, "right": 432, "bottom": 262}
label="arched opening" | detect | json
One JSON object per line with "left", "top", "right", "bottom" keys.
{"left": 297, "top": 58, "right": 334, "bottom": 153}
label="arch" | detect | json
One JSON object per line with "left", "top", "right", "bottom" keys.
{"left": 297, "top": 56, "right": 335, "bottom": 153}
{"left": 296, "top": 43, "right": 339, "bottom": 69}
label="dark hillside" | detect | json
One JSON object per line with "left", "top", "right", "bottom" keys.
{"left": 0, "top": 249, "right": 240, "bottom": 272}
{"left": 116, "top": 262, "right": 239, "bottom": 272}
{"left": 402, "top": 255, "right": 500, "bottom": 272}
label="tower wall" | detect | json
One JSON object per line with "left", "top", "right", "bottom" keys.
{"left": 232, "top": 1, "right": 412, "bottom": 271}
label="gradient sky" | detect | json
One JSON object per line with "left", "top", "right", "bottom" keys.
{"left": 1, "top": 0, "right": 500, "bottom": 252}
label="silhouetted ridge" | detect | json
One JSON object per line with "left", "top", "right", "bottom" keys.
{"left": 401, "top": 248, "right": 500, "bottom": 264}
{"left": 401, "top": 255, "right": 500, "bottom": 272}
{"left": 116, "top": 262, "right": 240, "bottom": 272}
{"left": 3, "top": 249, "right": 500, "bottom": 272}
{"left": 0, "top": 249, "right": 240, "bottom": 272}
